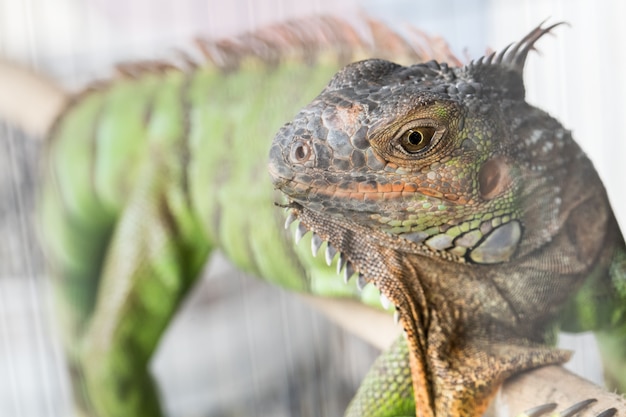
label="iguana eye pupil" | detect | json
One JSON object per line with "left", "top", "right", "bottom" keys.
{"left": 400, "top": 127, "right": 435, "bottom": 153}
{"left": 408, "top": 130, "right": 423, "bottom": 145}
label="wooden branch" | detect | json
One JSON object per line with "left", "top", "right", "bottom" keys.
{"left": 0, "top": 60, "right": 67, "bottom": 137}
{"left": 304, "top": 295, "right": 626, "bottom": 415}
{"left": 499, "top": 365, "right": 626, "bottom": 416}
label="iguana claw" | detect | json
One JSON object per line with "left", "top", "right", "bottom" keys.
{"left": 519, "top": 398, "right": 617, "bottom": 417}
{"left": 558, "top": 399, "right": 597, "bottom": 417}
{"left": 520, "top": 403, "right": 557, "bottom": 417}
{"left": 595, "top": 408, "right": 617, "bottom": 417}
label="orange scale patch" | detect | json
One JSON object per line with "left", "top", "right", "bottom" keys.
{"left": 383, "top": 191, "right": 403, "bottom": 200}
{"left": 363, "top": 192, "right": 383, "bottom": 201}
{"left": 357, "top": 182, "right": 377, "bottom": 193}
{"left": 417, "top": 188, "right": 444, "bottom": 199}
{"left": 392, "top": 182, "right": 405, "bottom": 192}
{"left": 332, "top": 190, "right": 353, "bottom": 199}
{"left": 403, "top": 183, "right": 418, "bottom": 192}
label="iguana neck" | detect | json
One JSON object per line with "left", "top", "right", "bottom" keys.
{"left": 290, "top": 200, "right": 579, "bottom": 415}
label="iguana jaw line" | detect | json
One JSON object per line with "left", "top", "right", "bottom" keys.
{"left": 284, "top": 201, "right": 441, "bottom": 414}
{"left": 285, "top": 202, "right": 398, "bottom": 305}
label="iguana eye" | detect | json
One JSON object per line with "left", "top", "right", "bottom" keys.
{"left": 399, "top": 127, "right": 436, "bottom": 153}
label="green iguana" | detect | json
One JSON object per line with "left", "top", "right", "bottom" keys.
{"left": 30, "top": 15, "right": 625, "bottom": 417}
{"left": 269, "top": 21, "right": 626, "bottom": 417}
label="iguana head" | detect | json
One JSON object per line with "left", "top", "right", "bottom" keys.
{"left": 270, "top": 22, "right": 577, "bottom": 266}
{"left": 269, "top": 22, "right": 612, "bottom": 415}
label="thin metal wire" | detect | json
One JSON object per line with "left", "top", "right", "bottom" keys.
{"left": 0, "top": 123, "right": 24, "bottom": 417}
{"left": 7, "top": 122, "right": 57, "bottom": 417}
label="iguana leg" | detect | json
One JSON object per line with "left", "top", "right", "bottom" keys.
{"left": 345, "top": 336, "right": 415, "bottom": 417}
{"left": 346, "top": 338, "right": 618, "bottom": 417}
{"left": 76, "top": 170, "right": 210, "bottom": 417}
{"left": 560, "top": 240, "right": 626, "bottom": 394}
{"left": 344, "top": 334, "right": 593, "bottom": 417}
{"left": 596, "top": 330, "right": 626, "bottom": 391}
{"left": 595, "top": 244, "right": 626, "bottom": 392}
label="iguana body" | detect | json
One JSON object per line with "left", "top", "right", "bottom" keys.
{"left": 40, "top": 16, "right": 438, "bottom": 417}
{"left": 269, "top": 22, "right": 626, "bottom": 416}
{"left": 38, "top": 16, "right": 625, "bottom": 417}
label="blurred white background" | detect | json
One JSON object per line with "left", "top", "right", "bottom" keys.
{"left": 0, "top": 1, "right": 624, "bottom": 416}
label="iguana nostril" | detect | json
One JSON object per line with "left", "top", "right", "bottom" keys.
{"left": 290, "top": 140, "right": 312, "bottom": 164}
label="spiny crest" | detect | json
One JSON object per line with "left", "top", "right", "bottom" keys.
{"left": 194, "top": 15, "right": 460, "bottom": 70}
{"left": 461, "top": 21, "right": 566, "bottom": 100}
{"left": 113, "top": 15, "right": 459, "bottom": 77}
{"left": 478, "top": 21, "right": 566, "bottom": 74}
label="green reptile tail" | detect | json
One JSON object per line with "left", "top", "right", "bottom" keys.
{"left": 346, "top": 337, "right": 416, "bottom": 417}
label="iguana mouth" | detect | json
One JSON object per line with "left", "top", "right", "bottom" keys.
{"left": 283, "top": 201, "right": 443, "bottom": 285}
{"left": 281, "top": 200, "right": 449, "bottom": 349}
{"left": 282, "top": 201, "right": 464, "bottom": 413}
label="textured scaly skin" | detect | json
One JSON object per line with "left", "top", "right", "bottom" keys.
{"left": 40, "top": 17, "right": 445, "bottom": 417}
{"left": 42, "top": 62, "right": 344, "bottom": 417}
{"left": 269, "top": 23, "right": 626, "bottom": 416}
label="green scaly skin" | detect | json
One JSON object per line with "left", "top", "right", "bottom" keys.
{"left": 40, "top": 17, "right": 427, "bottom": 417}
{"left": 345, "top": 338, "right": 415, "bottom": 417}
{"left": 269, "top": 22, "right": 626, "bottom": 416}
{"left": 43, "top": 63, "right": 348, "bottom": 417}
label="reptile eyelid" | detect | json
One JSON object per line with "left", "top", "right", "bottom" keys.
{"left": 392, "top": 122, "right": 446, "bottom": 157}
